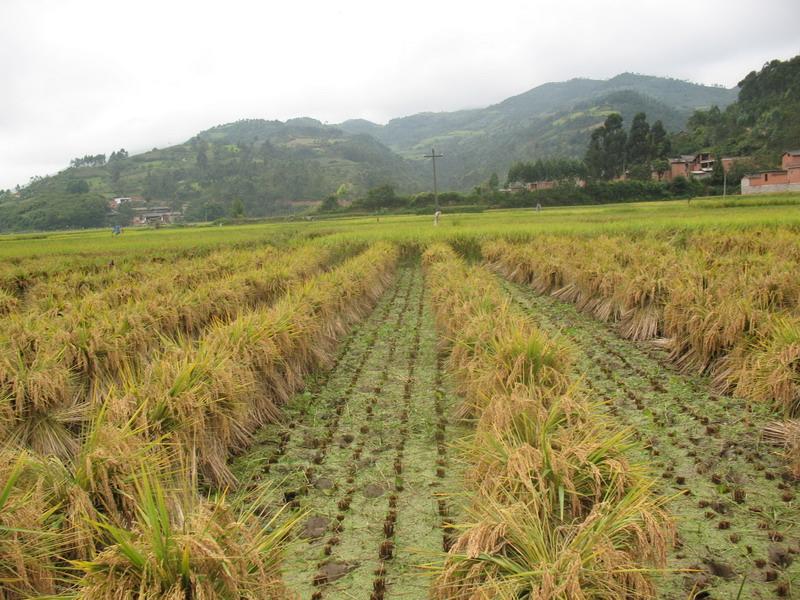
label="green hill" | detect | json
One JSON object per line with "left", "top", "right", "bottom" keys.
{"left": 0, "top": 72, "right": 739, "bottom": 231}
{"left": 673, "top": 55, "right": 800, "bottom": 163}
{"left": 0, "top": 119, "right": 425, "bottom": 230}
{"left": 338, "top": 73, "right": 736, "bottom": 188}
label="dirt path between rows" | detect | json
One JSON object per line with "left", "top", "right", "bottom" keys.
{"left": 501, "top": 277, "right": 800, "bottom": 599}
{"left": 234, "top": 266, "right": 468, "bottom": 600}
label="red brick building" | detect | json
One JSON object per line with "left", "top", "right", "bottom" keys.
{"left": 741, "top": 150, "right": 800, "bottom": 194}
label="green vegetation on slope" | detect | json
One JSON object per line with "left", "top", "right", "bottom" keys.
{"left": 674, "top": 55, "right": 800, "bottom": 163}
{"left": 0, "top": 72, "right": 738, "bottom": 232}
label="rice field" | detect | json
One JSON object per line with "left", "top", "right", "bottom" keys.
{"left": 1, "top": 195, "right": 799, "bottom": 599}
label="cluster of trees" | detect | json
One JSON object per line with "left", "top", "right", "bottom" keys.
{"left": 318, "top": 173, "right": 710, "bottom": 215}
{"left": 493, "top": 177, "right": 705, "bottom": 208}
{"left": 65, "top": 179, "right": 90, "bottom": 194}
{"left": 319, "top": 184, "right": 485, "bottom": 214}
{"left": 0, "top": 192, "right": 109, "bottom": 231}
{"left": 69, "top": 154, "right": 107, "bottom": 168}
{"left": 506, "top": 158, "right": 586, "bottom": 184}
{"left": 584, "top": 112, "right": 671, "bottom": 180}
{"left": 108, "top": 148, "right": 129, "bottom": 161}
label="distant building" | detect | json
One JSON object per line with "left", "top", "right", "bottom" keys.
{"left": 652, "top": 153, "right": 744, "bottom": 182}
{"left": 662, "top": 153, "right": 715, "bottom": 181}
{"left": 132, "top": 206, "right": 182, "bottom": 225}
{"left": 499, "top": 179, "right": 586, "bottom": 193}
{"left": 108, "top": 195, "right": 145, "bottom": 209}
{"left": 741, "top": 150, "right": 800, "bottom": 195}
{"left": 526, "top": 180, "right": 556, "bottom": 192}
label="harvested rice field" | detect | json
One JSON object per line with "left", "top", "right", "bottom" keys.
{"left": 1, "top": 196, "right": 800, "bottom": 599}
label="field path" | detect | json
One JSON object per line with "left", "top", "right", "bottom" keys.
{"left": 234, "top": 266, "right": 468, "bottom": 600}
{"left": 500, "top": 277, "right": 800, "bottom": 599}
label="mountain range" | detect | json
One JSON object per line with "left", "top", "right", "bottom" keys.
{"left": 338, "top": 73, "right": 736, "bottom": 188}
{"left": 0, "top": 72, "right": 738, "bottom": 230}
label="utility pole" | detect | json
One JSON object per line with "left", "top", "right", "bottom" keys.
{"left": 424, "top": 148, "right": 444, "bottom": 212}
{"left": 723, "top": 166, "right": 727, "bottom": 198}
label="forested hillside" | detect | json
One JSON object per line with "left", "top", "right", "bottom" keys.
{"left": 339, "top": 73, "right": 736, "bottom": 188}
{"left": 673, "top": 55, "right": 800, "bottom": 163}
{"left": 0, "top": 72, "right": 738, "bottom": 231}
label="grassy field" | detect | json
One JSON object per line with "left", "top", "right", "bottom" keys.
{"left": 0, "top": 194, "right": 799, "bottom": 599}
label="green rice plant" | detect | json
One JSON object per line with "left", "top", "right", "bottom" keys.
{"left": 71, "top": 466, "right": 297, "bottom": 599}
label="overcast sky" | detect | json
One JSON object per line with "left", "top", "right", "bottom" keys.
{"left": 1, "top": 0, "right": 798, "bottom": 190}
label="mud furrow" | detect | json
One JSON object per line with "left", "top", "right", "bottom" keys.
{"left": 234, "top": 266, "right": 468, "bottom": 600}
{"left": 499, "top": 277, "right": 800, "bottom": 600}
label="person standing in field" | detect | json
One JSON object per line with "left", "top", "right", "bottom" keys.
{"left": 434, "top": 210, "right": 441, "bottom": 225}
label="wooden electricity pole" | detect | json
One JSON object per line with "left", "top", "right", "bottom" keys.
{"left": 424, "top": 148, "right": 444, "bottom": 212}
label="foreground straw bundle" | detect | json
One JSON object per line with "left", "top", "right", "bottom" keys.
{"left": 423, "top": 243, "right": 672, "bottom": 599}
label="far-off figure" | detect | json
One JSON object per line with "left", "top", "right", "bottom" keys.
{"left": 434, "top": 210, "right": 442, "bottom": 226}
{"left": 536, "top": 203, "right": 542, "bottom": 212}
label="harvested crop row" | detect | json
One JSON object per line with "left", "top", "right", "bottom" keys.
{"left": 0, "top": 242, "right": 398, "bottom": 599}
{"left": 0, "top": 236, "right": 281, "bottom": 307}
{"left": 102, "top": 241, "right": 398, "bottom": 486}
{"left": 0, "top": 238, "right": 362, "bottom": 458}
{"left": 501, "top": 276, "right": 800, "bottom": 599}
{"left": 423, "top": 243, "right": 673, "bottom": 599}
{"left": 2, "top": 242, "right": 273, "bottom": 316}
{"left": 483, "top": 234, "right": 800, "bottom": 471}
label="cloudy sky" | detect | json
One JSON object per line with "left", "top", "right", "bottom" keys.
{"left": 1, "top": 0, "right": 798, "bottom": 190}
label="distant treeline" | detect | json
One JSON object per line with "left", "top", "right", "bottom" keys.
{"left": 317, "top": 175, "right": 714, "bottom": 215}
{"left": 506, "top": 158, "right": 586, "bottom": 183}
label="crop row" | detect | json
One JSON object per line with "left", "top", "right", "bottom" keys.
{"left": 0, "top": 242, "right": 399, "bottom": 598}
{"left": 483, "top": 231, "right": 800, "bottom": 472}
{"left": 423, "top": 243, "right": 672, "bottom": 599}
{"left": 501, "top": 277, "right": 800, "bottom": 597}
{"left": 1, "top": 242, "right": 286, "bottom": 316}
{"left": 0, "top": 237, "right": 280, "bottom": 309}
{"left": 0, "top": 237, "right": 363, "bottom": 456}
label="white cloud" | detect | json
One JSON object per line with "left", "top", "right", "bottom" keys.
{"left": 0, "top": 0, "right": 798, "bottom": 189}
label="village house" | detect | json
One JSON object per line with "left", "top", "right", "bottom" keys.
{"left": 501, "top": 178, "right": 586, "bottom": 193}
{"left": 654, "top": 153, "right": 739, "bottom": 182}
{"left": 108, "top": 195, "right": 145, "bottom": 209}
{"left": 526, "top": 180, "right": 556, "bottom": 192}
{"left": 741, "top": 150, "right": 800, "bottom": 195}
{"left": 132, "top": 206, "right": 182, "bottom": 225}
